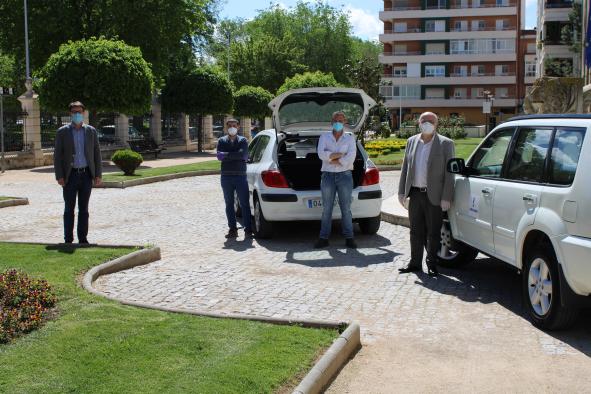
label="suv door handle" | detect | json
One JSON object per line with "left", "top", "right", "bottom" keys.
{"left": 481, "top": 188, "right": 492, "bottom": 195}
{"left": 522, "top": 194, "right": 537, "bottom": 203}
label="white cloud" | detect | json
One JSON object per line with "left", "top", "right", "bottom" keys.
{"left": 344, "top": 5, "right": 382, "bottom": 41}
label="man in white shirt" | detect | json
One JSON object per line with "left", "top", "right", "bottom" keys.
{"left": 397, "top": 112, "right": 456, "bottom": 276}
{"left": 314, "top": 111, "right": 358, "bottom": 249}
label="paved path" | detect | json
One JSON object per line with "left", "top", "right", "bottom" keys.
{"left": 1, "top": 171, "right": 590, "bottom": 392}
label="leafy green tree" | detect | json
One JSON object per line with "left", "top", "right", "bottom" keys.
{"left": 161, "top": 66, "right": 233, "bottom": 151}
{"left": 0, "top": 0, "right": 218, "bottom": 84}
{"left": 37, "top": 38, "right": 154, "bottom": 116}
{"left": 233, "top": 86, "right": 273, "bottom": 119}
{"left": 0, "top": 52, "right": 15, "bottom": 86}
{"left": 277, "top": 71, "right": 341, "bottom": 95}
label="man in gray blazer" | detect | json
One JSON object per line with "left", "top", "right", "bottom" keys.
{"left": 54, "top": 101, "right": 102, "bottom": 244}
{"left": 397, "top": 112, "right": 455, "bottom": 276}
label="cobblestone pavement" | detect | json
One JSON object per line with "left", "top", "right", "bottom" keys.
{"left": 2, "top": 171, "right": 590, "bottom": 391}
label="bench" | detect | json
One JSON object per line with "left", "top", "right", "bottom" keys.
{"left": 128, "top": 138, "right": 164, "bottom": 159}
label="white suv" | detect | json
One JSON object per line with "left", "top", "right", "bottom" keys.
{"left": 441, "top": 115, "right": 591, "bottom": 329}
{"left": 237, "top": 88, "right": 383, "bottom": 238}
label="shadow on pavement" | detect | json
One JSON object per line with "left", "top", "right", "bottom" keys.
{"left": 415, "top": 257, "right": 591, "bottom": 358}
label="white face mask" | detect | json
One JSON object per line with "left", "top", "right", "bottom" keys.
{"left": 228, "top": 127, "right": 238, "bottom": 136}
{"left": 420, "top": 121, "right": 435, "bottom": 135}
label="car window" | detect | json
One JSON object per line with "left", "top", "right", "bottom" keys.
{"left": 251, "top": 135, "right": 270, "bottom": 163}
{"left": 549, "top": 128, "right": 585, "bottom": 185}
{"left": 505, "top": 127, "right": 552, "bottom": 183}
{"left": 284, "top": 137, "right": 319, "bottom": 158}
{"left": 469, "top": 128, "right": 514, "bottom": 177}
{"left": 248, "top": 138, "right": 260, "bottom": 160}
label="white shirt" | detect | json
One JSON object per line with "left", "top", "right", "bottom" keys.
{"left": 317, "top": 131, "right": 357, "bottom": 172}
{"left": 412, "top": 137, "right": 433, "bottom": 188}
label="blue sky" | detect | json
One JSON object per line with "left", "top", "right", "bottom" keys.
{"left": 218, "top": 0, "right": 538, "bottom": 40}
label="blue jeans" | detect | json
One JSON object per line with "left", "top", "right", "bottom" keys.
{"left": 221, "top": 175, "right": 252, "bottom": 232}
{"left": 319, "top": 171, "right": 354, "bottom": 239}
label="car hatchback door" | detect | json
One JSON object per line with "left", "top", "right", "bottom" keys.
{"left": 492, "top": 127, "right": 553, "bottom": 266}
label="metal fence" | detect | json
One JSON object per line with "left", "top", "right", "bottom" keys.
{"left": 2, "top": 110, "right": 27, "bottom": 153}
{"left": 189, "top": 114, "right": 202, "bottom": 142}
{"left": 41, "top": 112, "right": 69, "bottom": 149}
{"left": 161, "top": 113, "right": 182, "bottom": 142}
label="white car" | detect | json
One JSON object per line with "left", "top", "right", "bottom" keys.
{"left": 238, "top": 87, "right": 382, "bottom": 238}
{"left": 441, "top": 115, "right": 591, "bottom": 329}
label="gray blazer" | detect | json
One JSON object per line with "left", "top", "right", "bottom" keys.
{"left": 398, "top": 133, "right": 456, "bottom": 206}
{"left": 54, "top": 124, "right": 102, "bottom": 183}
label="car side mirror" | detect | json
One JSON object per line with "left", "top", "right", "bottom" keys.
{"left": 447, "top": 158, "right": 467, "bottom": 175}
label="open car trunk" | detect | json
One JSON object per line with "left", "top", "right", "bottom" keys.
{"left": 277, "top": 136, "right": 365, "bottom": 191}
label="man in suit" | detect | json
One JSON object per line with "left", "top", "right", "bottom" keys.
{"left": 398, "top": 112, "right": 455, "bottom": 276}
{"left": 54, "top": 101, "right": 103, "bottom": 244}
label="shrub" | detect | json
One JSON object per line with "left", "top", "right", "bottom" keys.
{"left": 0, "top": 269, "right": 57, "bottom": 343}
{"left": 233, "top": 86, "right": 273, "bottom": 118}
{"left": 112, "top": 149, "right": 143, "bottom": 175}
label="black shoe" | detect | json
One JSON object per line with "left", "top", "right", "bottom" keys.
{"left": 64, "top": 240, "right": 73, "bottom": 244}
{"left": 244, "top": 229, "right": 254, "bottom": 238}
{"left": 398, "top": 265, "right": 421, "bottom": 274}
{"left": 426, "top": 264, "right": 439, "bottom": 277}
{"left": 345, "top": 238, "right": 357, "bottom": 249}
{"left": 225, "top": 228, "right": 238, "bottom": 238}
{"left": 314, "top": 238, "right": 329, "bottom": 248}
{"left": 78, "top": 239, "right": 89, "bottom": 245}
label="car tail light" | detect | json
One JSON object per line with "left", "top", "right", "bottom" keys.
{"left": 361, "top": 167, "right": 380, "bottom": 186}
{"left": 261, "top": 170, "right": 290, "bottom": 188}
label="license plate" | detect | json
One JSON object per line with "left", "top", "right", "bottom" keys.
{"left": 305, "top": 198, "right": 339, "bottom": 209}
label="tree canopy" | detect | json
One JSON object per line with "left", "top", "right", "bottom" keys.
{"left": 233, "top": 86, "right": 273, "bottom": 118}
{"left": 37, "top": 38, "right": 154, "bottom": 114}
{"left": 277, "top": 71, "right": 341, "bottom": 95}
{"left": 0, "top": 0, "right": 219, "bottom": 84}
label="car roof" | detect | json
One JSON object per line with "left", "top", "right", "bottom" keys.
{"left": 508, "top": 114, "right": 591, "bottom": 121}
{"left": 496, "top": 117, "right": 591, "bottom": 130}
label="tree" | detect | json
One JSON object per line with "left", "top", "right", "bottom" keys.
{"left": 161, "top": 66, "right": 233, "bottom": 151}
{"left": 277, "top": 71, "right": 341, "bottom": 95}
{"left": 0, "top": 0, "right": 218, "bottom": 84}
{"left": 0, "top": 52, "right": 15, "bottom": 86}
{"left": 233, "top": 86, "right": 273, "bottom": 119}
{"left": 37, "top": 38, "right": 154, "bottom": 116}
{"left": 560, "top": 3, "right": 582, "bottom": 54}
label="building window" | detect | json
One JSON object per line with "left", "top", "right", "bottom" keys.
{"left": 453, "top": 65, "right": 468, "bottom": 76}
{"left": 425, "top": 42, "right": 446, "bottom": 55}
{"left": 453, "top": 20, "right": 468, "bottom": 31}
{"left": 526, "top": 42, "right": 536, "bottom": 53}
{"left": 471, "top": 20, "right": 486, "bottom": 31}
{"left": 393, "top": 67, "right": 407, "bottom": 77}
{"left": 454, "top": 88, "right": 467, "bottom": 98}
{"left": 379, "top": 85, "right": 421, "bottom": 100}
{"left": 495, "top": 87, "right": 509, "bottom": 97}
{"left": 426, "top": 20, "right": 446, "bottom": 32}
{"left": 495, "top": 64, "right": 510, "bottom": 75}
{"left": 425, "top": 65, "right": 446, "bottom": 77}
{"left": 394, "top": 22, "right": 407, "bottom": 33}
{"left": 425, "top": 88, "right": 446, "bottom": 98}
{"left": 471, "top": 65, "right": 485, "bottom": 76}
{"left": 495, "top": 19, "right": 509, "bottom": 30}
{"left": 525, "top": 60, "right": 537, "bottom": 77}
{"left": 472, "top": 87, "right": 484, "bottom": 98}
{"left": 394, "top": 44, "right": 407, "bottom": 54}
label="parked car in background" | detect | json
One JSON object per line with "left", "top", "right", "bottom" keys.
{"left": 239, "top": 87, "right": 382, "bottom": 239}
{"left": 98, "top": 125, "right": 142, "bottom": 144}
{"left": 440, "top": 114, "right": 591, "bottom": 330}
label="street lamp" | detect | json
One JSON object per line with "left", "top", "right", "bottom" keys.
{"left": 226, "top": 30, "right": 231, "bottom": 79}
{"left": 23, "top": 0, "right": 32, "bottom": 93}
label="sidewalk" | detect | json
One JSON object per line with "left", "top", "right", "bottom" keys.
{"left": 0, "top": 150, "right": 217, "bottom": 184}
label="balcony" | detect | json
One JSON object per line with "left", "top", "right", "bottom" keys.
{"left": 379, "top": 51, "right": 517, "bottom": 63}
{"left": 544, "top": 0, "right": 573, "bottom": 8}
{"left": 380, "top": 28, "right": 516, "bottom": 42}
{"left": 381, "top": 73, "right": 516, "bottom": 85}
{"left": 380, "top": 3, "right": 517, "bottom": 19}
{"left": 382, "top": 97, "right": 518, "bottom": 107}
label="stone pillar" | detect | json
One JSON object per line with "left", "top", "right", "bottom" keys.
{"left": 149, "top": 93, "right": 162, "bottom": 144}
{"left": 264, "top": 116, "right": 273, "bottom": 130}
{"left": 203, "top": 115, "right": 214, "bottom": 149}
{"left": 83, "top": 110, "right": 90, "bottom": 125}
{"left": 17, "top": 87, "right": 44, "bottom": 166}
{"left": 240, "top": 117, "right": 251, "bottom": 140}
{"left": 179, "top": 113, "right": 191, "bottom": 150}
{"left": 115, "top": 113, "right": 128, "bottom": 144}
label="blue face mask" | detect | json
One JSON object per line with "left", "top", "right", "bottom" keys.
{"left": 333, "top": 122, "right": 344, "bottom": 132}
{"left": 71, "top": 113, "right": 84, "bottom": 125}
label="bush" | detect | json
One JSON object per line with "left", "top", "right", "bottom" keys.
{"left": 112, "top": 149, "right": 143, "bottom": 175}
{"left": 277, "top": 71, "right": 341, "bottom": 95}
{"left": 0, "top": 269, "right": 57, "bottom": 343}
{"left": 233, "top": 86, "right": 273, "bottom": 118}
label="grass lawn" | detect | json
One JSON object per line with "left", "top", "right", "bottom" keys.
{"left": 0, "top": 243, "right": 336, "bottom": 393}
{"left": 372, "top": 137, "right": 482, "bottom": 166}
{"left": 103, "top": 160, "right": 221, "bottom": 182}
{"left": 0, "top": 197, "right": 16, "bottom": 200}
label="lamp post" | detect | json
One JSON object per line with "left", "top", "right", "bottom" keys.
{"left": 0, "top": 87, "right": 14, "bottom": 173}
{"left": 23, "top": 0, "right": 32, "bottom": 92}
{"left": 226, "top": 30, "right": 231, "bottom": 79}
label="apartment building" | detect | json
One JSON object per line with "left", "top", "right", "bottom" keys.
{"left": 379, "top": 0, "right": 527, "bottom": 126}
{"left": 583, "top": 0, "right": 590, "bottom": 111}
{"left": 536, "top": 0, "right": 580, "bottom": 78}
{"left": 520, "top": 29, "right": 538, "bottom": 103}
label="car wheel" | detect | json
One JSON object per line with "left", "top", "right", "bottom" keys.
{"left": 254, "top": 197, "right": 272, "bottom": 239}
{"left": 234, "top": 191, "right": 242, "bottom": 218}
{"left": 437, "top": 219, "right": 478, "bottom": 268}
{"left": 359, "top": 215, "right": 381, "bottom": 234}
{"left": 523, "top": 247, "right": 578, "bottom": 330}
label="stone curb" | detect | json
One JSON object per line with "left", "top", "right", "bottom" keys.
{"left": 0, "top": 197, "right": 29, "bottom": 208}
{"left": 82, "top": 246, "right": 361, "bottom": 393}
{"left": 381, "top": 210, "right": 410, "bottom": 228}
{"left": 99, "top": 170, "right": 221, "bottom": 188}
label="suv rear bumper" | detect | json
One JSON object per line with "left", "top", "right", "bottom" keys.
{"left": 557, "top": 235, "right": 591, "bottom": 296}
{"left": 559, "top": 264, "right": 591, "bottom": 308}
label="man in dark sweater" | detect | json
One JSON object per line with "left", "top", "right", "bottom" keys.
{"left": 216, "top": 118, "right": 253, "bottom": 238}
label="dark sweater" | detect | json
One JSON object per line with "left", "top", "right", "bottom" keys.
{"left": 217, "top": 135, "right": 249, "bottom": 175}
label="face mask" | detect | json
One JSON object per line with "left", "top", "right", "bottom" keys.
{"left": 71, "top": 113, "right": 84, "bottom": 125}
{"left": 228, "top": 127, "right": 238, "bottom": 136}
{"left": 333, "top": 122, "right": 344, "bottom": 133}
{"left": 420, "top": 121, "right": 435, "bottom": 135}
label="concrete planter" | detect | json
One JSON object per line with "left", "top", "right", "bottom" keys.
{"left": 0, "top": 197, "right": 29, "bottom": 208}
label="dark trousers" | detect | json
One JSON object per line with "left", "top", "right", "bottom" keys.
{"left": 63, "top": 170, "right": 93, "bottom": 243}
{"left": 221, "top": 175, "right": 252, "bottom": 231}
{"left": 408, "top": 188, "right": 443, "bottom": 268}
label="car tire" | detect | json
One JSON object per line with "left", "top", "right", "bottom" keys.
{"left": 234, "top": 191, "right": 242, "bottom": 218}
{"left": 359, "top": 216, "right": 381, "bottom": 234}
{"left": 254, "top": 197, "right": 272, "bottom": 239}
{"left": 523, "top": 247, "right": 579, "bottom": 330}
{"left": 437, "top": 219, "right": 478, "bottom": 268}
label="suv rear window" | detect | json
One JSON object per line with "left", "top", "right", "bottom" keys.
{"left": 505, "top": 127, "right": 552, "bottom": 183}
{"left": 549, "top": 128, "right": 585, "bottom": 185}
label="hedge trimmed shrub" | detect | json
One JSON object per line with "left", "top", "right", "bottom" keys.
{"left": 0, "top": 269, "right": 57, "bottom": 343}
{"left": 112, "top": 149, "right": 143, "bottom": 175}
{"left": 233, "top": 86, "right": 273, "bottom": 118}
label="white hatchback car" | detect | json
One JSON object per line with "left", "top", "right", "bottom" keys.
{"left": 237, "top": 87, "right": 382, "bottom": 238}
{"left": 441, "top": 115, "right": 591, "bottom": 329}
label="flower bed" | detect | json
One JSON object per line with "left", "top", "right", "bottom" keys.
{"left": 364, "top": 139, "right": 406, "bottom": 158}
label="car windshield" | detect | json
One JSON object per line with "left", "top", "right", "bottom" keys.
{"left": 278, "top": 93, "right": 364, "bottom": 127}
